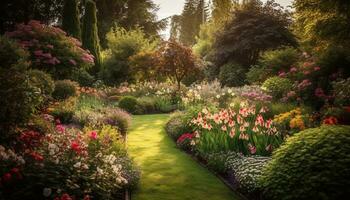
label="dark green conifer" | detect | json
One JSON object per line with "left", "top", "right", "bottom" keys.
{"left": 82, "top": 0, "right": 101, "bottom": 74}
{"left": 62, "top": 0, "right": 81, "bottom": 40}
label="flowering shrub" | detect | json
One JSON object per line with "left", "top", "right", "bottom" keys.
{"left": 273, "top": 108, "right": 314, "bottom": 136}
{"left": 232, "top": 85, "right": 272, "bottom": 102}
{"left": 322, "top": 116, "right": 338, "bottom": 125}
{"left": 1, "top": 115, "right": 139, "bottom": 199}
{"left": 176, "top": 133, "right": 195, "bottom": 151}
{"left": 182, "top": 80, "right": 235, "bottom": 107}
{"left": 6, "top": 20, "right": 94, "bottom": 79}
{"left": 191, "top": 102, "right": 283, "bottom": 156}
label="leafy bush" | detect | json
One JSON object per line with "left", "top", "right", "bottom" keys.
{"left": 49, "top": 97, "right": 77, "bottom": 123}
{"left": 28, "top": 69, "right": 55, "bottom": 102}
{"left": 103, "top": 108, "right": 132, "bottom": 135}
{"left": 0, "top": 36, "right": 29, "bottom": 68}
{"left": 259, "top": 47, "right": 299, "bottom": 72}
{"left": 0, "top": 36, "right": 42, "bottom": 130}
{"left": 226, "top": 154, "right": 270, "bottom": 192}
{"left": 219, "top": 62, "right": 246, "bottom": 87}
{"left": 6, "top": 20, "right": 94, "bottom": 79}
{"left": 246, "top": 65, "right": 272, "bottom": 84}
{"left": 260, "top": 125, "right": 350, "bottom": 200}
{"left": 262, "top": 76, "right": 293, "bottom": 99}
{"left": 204, "top": 151, "right": 236, "bottom": 174}
{"left": 165, "top": 112, "right": 192, "bottom": 140}
{"left": 118, "top": 96, "right": 138, "bottom": 114}
{"left": 52, "top": 80, "right": 78, "bottom": 100}
{"left": 332, "top": 78, "right": 350, "bottom": 106}
{"left": 154, "top": 98, "right": 176, "bottom": 113}
{"left": 71, "top": 68, "right": 95, "bottom": 87}
{"left": 136, "top": 97, "right": 156, "bottom": 114}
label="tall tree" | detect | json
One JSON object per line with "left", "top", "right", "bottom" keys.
{"left": 179, "top": 0, "right": 208, "bottom": 46}
{"left": 62, "top": 0, "right": 81, "bottom": 40}
{"left": 95, "top": 0, "right": 127, "bottom": 48}
{"left": 294, "top": 0, "right": 350, "bottom": 47}
{"left": 120, "top": 0, "right": 167, "bottom": 38}
{"left": 169, "top": 15, "right": 181, "bottom": 41}
{"left": 211, "top": 0, "right": 234, "bottom": 25}
{"left": 0, "top": 0, "right": 64, "bottom": 33}
{"left": 212, "top": 0, "right": 297, "bottom": 67}
{"left": 82, "top": 0, "right": 101, "bottom": 74}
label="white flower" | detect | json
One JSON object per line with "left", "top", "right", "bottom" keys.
{"left": 43, "top": 188, "right": 52, "bottom": 197}
{"left": 228, "top": 89, "right": 232, "bottom": 93}
{"left": 216, "top": 95, "right": 221, "bottom": 99}
{"left": 73, "top": 162, "right": 81, "bottom": 168}
{"left": 97, "top": 167, "right": 104, "bottom": 175}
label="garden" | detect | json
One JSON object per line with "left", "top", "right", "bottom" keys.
{"left": 0, "top": 0, "right": 350, "bottom": 200}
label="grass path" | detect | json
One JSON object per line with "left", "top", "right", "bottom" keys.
{"left": 128, "top": 114, "right": 240, "bottom": 200}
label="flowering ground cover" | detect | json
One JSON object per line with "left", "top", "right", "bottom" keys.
{"left": 128, "top": 114, "right": 240, "bottom": 200}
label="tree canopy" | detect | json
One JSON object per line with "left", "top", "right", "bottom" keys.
{"left": 212, "top": 0, "right": 297, "bottom": 67}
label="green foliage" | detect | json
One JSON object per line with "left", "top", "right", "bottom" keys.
{"left": 82, "top": 0, "right": 101, "bottom": 75}
{"left": 262, "top": 76, "right": 293, "bottom": 99}
{"left": 118, "top": 96, "right": 138, "bottom": 114}
{"left": 0, "top": 37, "right": 42, "bottom": 130}
{"left": 219, "top": 62, "right": 246, "bottom": 87}
{"left": 332, "top": 78, "right": 350, "bottom": 106}
{"left": 212, "top": 0, "right": 297, "bottom": 67}
{"left": 28, "top": 69, "right": 55, "bottom": 102}
{"left": 294, "top": 0, "right": 350, "bottom": 46}
{"left": 0, "top": 36, "right": 29, "bottom": 68}
{"left": 266, "top": 102, "right": 299, "bottom": 118}
{"left": 246, "top": 65, "right": 271, "bottom": 84}
{"left": 155, "top": 98, "right": 177, "bottom": 113}
{"left": 179, "top": 0, "right": 208, "bottom": 45}
{"left": 0, "top": 69, "right": 42, "bottom": 129}
{"left": 165, "top": 112, "right": 191, "bottom": 140}
{"left": 52, "top": 80, "right": 78, "bottom": 100}
{"left": 247, "top": 47, "right": 299, "bottom": 84}
{"left": 226, "top": 154, "right": 271, "bottom": 192}
{"left": 136, "top": 97, "right": 157, "bottom": 114}
{"left": 6, "top": 20, "right": 94, "bottom": 79}
{"left": 62, "top": 0, "right": 81, "bottom": 40}
{"left": 101, "top": 27, "right": 158, "bottom": 85}
{"left": 260, "top": 125, "right": 350, "bottom": 200}
{"left": 71, "top": 68, "right": 95, "bottom": 87}
{"left": 50, "top": 97, "right": 77, "bottom": 123}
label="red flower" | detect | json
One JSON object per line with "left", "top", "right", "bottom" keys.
{"left": 2, "top": 173, "right": 12, "bottom": 183}
{"left": 177, "top": 133, "right": 194, "bottom": 144}
{"left": 323, "top": 116, "right": 338, "bottom": 125}
{"left": 30, "top": 151, "right": 44, "bottom": 161}
{"left": 60, "top": 194, "right": 72, "bottom": 200}
{"left": 83, "top": 195, "right": 91, "bottom": 200}
{"left": 70, "top": 141, "right": 81, "bottom": 154}
{"left": 89, "top": 131, "right": 98, "bottom": 140}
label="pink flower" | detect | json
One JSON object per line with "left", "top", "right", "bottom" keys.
{"left": 221, "top": 125, "right": 227, "bottom": 131}
{"left": 315, "top": 88, "right": 325, "bottom": 98}
{"left": 229, "top": 129, "right": 236, "bottom": 138}
{"left": 314, "top": 66, "right": 320, "bottom": 71}
{"left": 34, "top": 50, "right": 43, "bottom": 56}
{"left": 248, "top": 144, "right": 256, "bottom": 154}
{"left": 265, "top": 144, "right": 273, "bottom": 152}
{"left": 89, "top": 131, "right": 98, "bottom": 140}
{"left": 278, "top": 71, "right": 286, "bottom": 77}
{"left": 290, "top": 67, "right": 297, "bottom": 72}
{"left": 69, "top": 59, "right": 77, "bottom": 66}
{"left": 47, "top": 44, "right": 54, "bottom": 49}
{"left": 303, "top": 70, "right": 310, "bottom": 75}
{"left": 55, "top": 125, "right": 65, "bottom": 133}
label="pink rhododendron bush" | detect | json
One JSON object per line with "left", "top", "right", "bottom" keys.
{"left": 5, "top": 20, "right": 94, "bottom": 79}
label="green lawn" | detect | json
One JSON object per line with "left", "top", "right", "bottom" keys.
{"left": 128, "top": 114, "right": 240, "bottom": 200}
